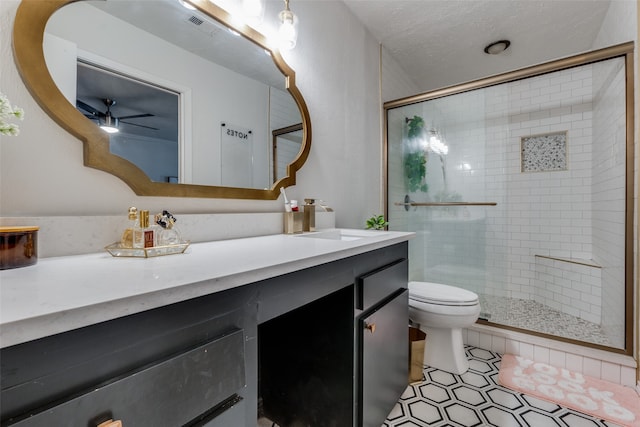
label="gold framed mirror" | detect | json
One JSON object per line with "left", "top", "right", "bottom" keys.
{"left": 12, "top": 0, "right": 311, "bottom": 199}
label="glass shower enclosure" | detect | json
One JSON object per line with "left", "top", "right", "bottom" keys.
{"left": 385, "top": 44, "right": 634, "bottom": 353}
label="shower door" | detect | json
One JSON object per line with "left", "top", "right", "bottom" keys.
{"left": 384, "top": 44, "right": 634, "bottom": 353}
{"left": 386, "top": 88, "right": 505, "bottom": 314}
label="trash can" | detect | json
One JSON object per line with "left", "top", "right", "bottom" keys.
{"left": 409, "top": 326, "right": 426, "bottom": 383}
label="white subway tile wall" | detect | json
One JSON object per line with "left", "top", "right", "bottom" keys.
{"left": 534, "top": 256, "right": 602, "bottom": 324}
{"left": 480, "top": 65, "right": 598, "bottom": 303}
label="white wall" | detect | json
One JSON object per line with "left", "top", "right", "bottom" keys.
{"left": 592, "top": 0, "right": 637, "bottom": 50}
{"left": 381, "top": 45, "right": 421, "bottom": 103}
{"left": 0, "top": 0, "right": 382, "bottom": 229}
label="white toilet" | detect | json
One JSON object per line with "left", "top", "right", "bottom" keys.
{"left": 408, "top": 281, "right": 481, "bottom": 375}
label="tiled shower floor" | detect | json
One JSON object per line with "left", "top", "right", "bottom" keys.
{"left": 479, "top": 295, "right": 611, "bottom": 346}
{"left": 383, "top": 346, "right": 622, "bottom": 427}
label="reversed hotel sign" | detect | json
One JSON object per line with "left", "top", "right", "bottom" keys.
{"left": 220, "top": 122, "right": 254, "bottom": 187}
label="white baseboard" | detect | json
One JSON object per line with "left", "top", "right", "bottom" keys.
{"left": 464, "top": 323, "right": 637, "bottom": 387}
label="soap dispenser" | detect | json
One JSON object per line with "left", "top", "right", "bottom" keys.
{"left": 303, "top": 199, "right": 316, "bottom": 232}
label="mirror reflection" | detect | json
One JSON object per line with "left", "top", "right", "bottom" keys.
{"left": 44, "top": 0, "right": 303, "bottom": 190}
{"left": 76, "top": 61, "right": 181, "bottom": 183}
{"left": 273, "top": 123, "right": 302, "bottom": 182}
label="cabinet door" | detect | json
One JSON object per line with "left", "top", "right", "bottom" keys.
{"left": 359, "top": 289, "right": 408, "bottom": 427}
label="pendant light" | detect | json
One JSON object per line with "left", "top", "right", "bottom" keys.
{"left": 278, "top": 0, "right": 298, "bottom": 50}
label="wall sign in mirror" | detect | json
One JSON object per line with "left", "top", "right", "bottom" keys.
{"left": 13, "top": 0, "right": 311, "bottom": 199}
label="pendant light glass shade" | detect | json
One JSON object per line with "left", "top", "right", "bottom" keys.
{"left": 278, "top": 0, "right": 298, "bottom": 50}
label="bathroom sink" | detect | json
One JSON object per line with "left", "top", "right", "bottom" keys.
{"left": 294, "top": 229, "right": 382, "bottom": 241}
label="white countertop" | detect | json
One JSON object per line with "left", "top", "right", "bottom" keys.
{"left": 0, "top": 229, "right": 413, "bottom": 348}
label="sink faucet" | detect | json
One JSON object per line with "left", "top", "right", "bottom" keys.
{"left": 315, "top": 200, "right": 333, "bottom": 212}
{"left": 303, "top": 199, "right": 316, "bottom": 232}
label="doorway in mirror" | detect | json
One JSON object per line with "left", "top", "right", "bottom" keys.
{"left": 76, "top": 61, "right": 180, "bottom": 183}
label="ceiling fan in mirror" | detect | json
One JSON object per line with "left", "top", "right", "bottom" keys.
{"left": 76, "top": 98, "right": 158, "bottom": 134}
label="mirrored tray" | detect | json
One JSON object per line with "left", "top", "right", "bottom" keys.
{"left": 105, "top": 241, "right": 190, "bottom": 258}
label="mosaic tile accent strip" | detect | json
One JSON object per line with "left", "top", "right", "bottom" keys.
{"left": 521, "top": 131, "right": 568, "bottom": 172}
{"left": 384, "top": 346, "right": 621, "bottom": 427}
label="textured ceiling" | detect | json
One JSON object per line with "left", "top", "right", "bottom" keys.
{"left": 342, "top": 0, "right": 612, "bottom": 94}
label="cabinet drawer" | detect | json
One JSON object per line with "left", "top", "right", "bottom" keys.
{"left": 6, "top": 329, "right": 245, "bottom": 427}
{"left": 357, "top": 259, "right": 407, "bottom": 311}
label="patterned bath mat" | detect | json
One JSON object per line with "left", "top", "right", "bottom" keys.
{"left": 498, "top": 354, "right": 640, "bottom": 427}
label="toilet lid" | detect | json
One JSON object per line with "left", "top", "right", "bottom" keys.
{"left": 409, "top": 281, "right": 479, "bottom": 306}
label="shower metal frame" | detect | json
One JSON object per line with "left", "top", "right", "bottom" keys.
{"left": 383, "top": 42, "right": 635, "bottom": 356}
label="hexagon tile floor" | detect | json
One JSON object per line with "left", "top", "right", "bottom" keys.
{"left": 383, "top": 346, "right": 623, "bottom": 427}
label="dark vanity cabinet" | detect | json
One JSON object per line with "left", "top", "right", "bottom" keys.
{"left": 0, "top": 242, "right": 409, "bottom": 427}
{"left": 0, "top": 285, "right": 254, "bottom": 427}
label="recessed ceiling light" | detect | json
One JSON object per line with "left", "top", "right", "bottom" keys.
{"left": 484, "top": 40, "right": 511, "bottom": 55}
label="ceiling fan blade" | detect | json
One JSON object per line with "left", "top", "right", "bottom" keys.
{"left": 118, "top": 113, "right": 154, "bottom": 120}
{"left": 76, "top": 100, "right": 102, "bottom": 116}
{"left": 120, "top": 120, "right": 159, "bottom": 130}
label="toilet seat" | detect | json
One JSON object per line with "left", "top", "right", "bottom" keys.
{"left": 409, "top": 281, "right": 479, "bottom": 306}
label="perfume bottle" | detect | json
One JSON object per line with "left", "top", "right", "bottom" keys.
{"left": 120, "top": 207, "right": 138, "bottom": 248}
{"left": 155, "top": 210, "right": 181, "bottom": 246}
{"left": 133, "top": 210, "right": 157, "bottom": 248}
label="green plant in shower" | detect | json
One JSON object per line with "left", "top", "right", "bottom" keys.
{"left": 404, "top": 115, "right": 429, "bottom": 192}
{"left": 404, "top": 151, "right": 429, "bottom": 192}
{"left": 407, "top": 115, "right": 425, "bottom": 139}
